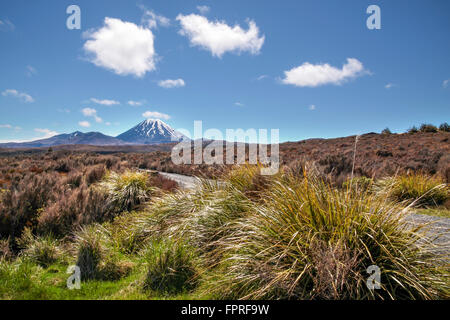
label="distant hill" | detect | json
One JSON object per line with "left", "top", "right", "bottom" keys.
{"left": 0, "top": 131, "right": 448, "bottom": 183}
{"left": 0, "top": 131, "right": 127, "bottom": 148}
{"left": 0, "top": 119, "right": 188, "bottom": 148}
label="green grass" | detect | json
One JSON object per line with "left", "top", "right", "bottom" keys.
{"left": 0, "top": 259, "right": 48, "bottom": 299}
{"left": 0, "top": 262, "right": 137, "bottom": 300}
{"left": 142, "top": 239, "right": 199, "bottom": 295}
{"left": 0, "top": 255, "right": 198, "bottom": 300}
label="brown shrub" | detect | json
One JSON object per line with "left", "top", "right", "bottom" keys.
{"left": 85, "top": 165, "right": 106, "bottom": 185}
{"left": 437, "top": 154, "right": 450, "bottom": 183}
{"left": 37, "top": 185, "right": 112, "bottom": 237}
{"left": 376, "top": 150, "right": 393, "bottom": 157}
{"left": 63, "top": 171, "right": 83, "bottom": 188}
{"left": 150, "top": 174, "right": 179, "bottom": 192}
{"left": 0, "top": 238, "right": 12, "bottom": 260}
{"left": 54, "top": 160, "right": 71, "bottom": 173}
{"left": 318, "top": 154, "right": 353, "bottom": 177}
{"left": 29, "top": 166, "right": 44, "bottom": 174}
{"left": 0, "top": 173, "right": 63, "bottom": 241}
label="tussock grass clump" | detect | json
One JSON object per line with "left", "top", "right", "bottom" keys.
{"left": 342, "top": 176, "right": 374, "bottom": 193}
{"left": 18, "top": 228, "right": 61, "bottom": 268}
{"left": 143, "top": 239, "right": 199, "bottom": 295}
{"left": 103, "top": 171, "right": 152, "bottom": 212}
{"left": 177, "top": 189, "right": 252, "bottom": 258}
{"left": 143, "top": 179, "right": 253, "bottom": 261}
{"left": 225, "top": 164, "right": 274, "bottom": 200}
{"left": 199, "top": 167, "right": 447, "bottom": 300}
{"left": 378, "top": 173, "right": 448, "bottom": 207}
{"left": 73, "top": 224, "right": 131, "bottom": 281}
{"left": 74, "top": 224, "right": 109, "bottom": 280}
{"left": 110, "top": 211, "right": 152, "bottom": 254}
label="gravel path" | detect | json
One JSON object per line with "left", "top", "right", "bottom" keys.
{"left": 405, "top": 213, "right": 449, "bottom": 257}
{"left": 158, "top": 172, "right": 203, "bottom": 189}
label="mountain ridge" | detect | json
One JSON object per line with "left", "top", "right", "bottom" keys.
{"left": 0, "top": 119, "right": 187, "bottom": 148}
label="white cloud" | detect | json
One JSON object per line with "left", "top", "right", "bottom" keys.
{"left": 176, "top": 14, "right": 265, "bottom": 58}
{"left": 82, "top": 107, "right": 102, "bottom": 123}
{"left": 2, "top": 89, "right": 34, "bottom": 103}
{"left": 90, "top": 98, "right": 120, "bottom": 106}
{"left": 142, "top": 110, "right": 170, "bottom": 120}
{"left": 158, "top": 79, "right": 186, "bottom": 88}
{"left": 309, "top": 104, "right": 316, "bottom": 110}
{"left": 81, "top": 107, "right": 96, "bottom": 116}
{"left": 128, "top": 100, "right": 143, "bottom": 106}
{"left": 234, "top": 102, "right": 244, "bottom": 107}
{"left": 256, "top": 74, "right": 268, "bottom": 81}
{"left": 281, "top": 58, "right": 367, "bottom": 87}
{"left": 0, "top": 128, "right": 55, "bottom": 143}
{"left": 443, "top": 79, "right": 450, "bottom": 88}
{"left": 140, "top": 7, "right": 170, "bottom": 29}
{"left": 385, "top": 83, "right": 395, "bottom": 89}
{"left": 0, "top": 124, "right": 21, "bottom": 131}
{"left": 83, "top": 17, "right": 156, "bottom": 77}
{"left": 0, "top": 138, "right": 27, "bottom": 143}
{"left": 79, "top": 121, "right": 91, "bottom": 128}
{"left": 35, "top": 128, "right": 58, "bottom": 139}
{"left": 196, "top": 5, "right": 210, "bottom": 15}
{"left": 26, "top": 65, "right": 37, "bottom": 77}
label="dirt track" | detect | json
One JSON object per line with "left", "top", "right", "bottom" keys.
{"left": 158, "top": 172, "right": 202, "bottom": 189}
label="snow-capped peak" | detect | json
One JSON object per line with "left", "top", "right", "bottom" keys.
{"left": 116, "top": 118, "right": 187, "bottom": 144}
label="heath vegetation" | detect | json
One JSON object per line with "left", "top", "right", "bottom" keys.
{"left": 0, "top": 128, "right": 448, "bottom": 300}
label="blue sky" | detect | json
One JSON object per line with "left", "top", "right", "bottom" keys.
{"left": 0, "top": 0, "right": 449, "bottom": 143}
